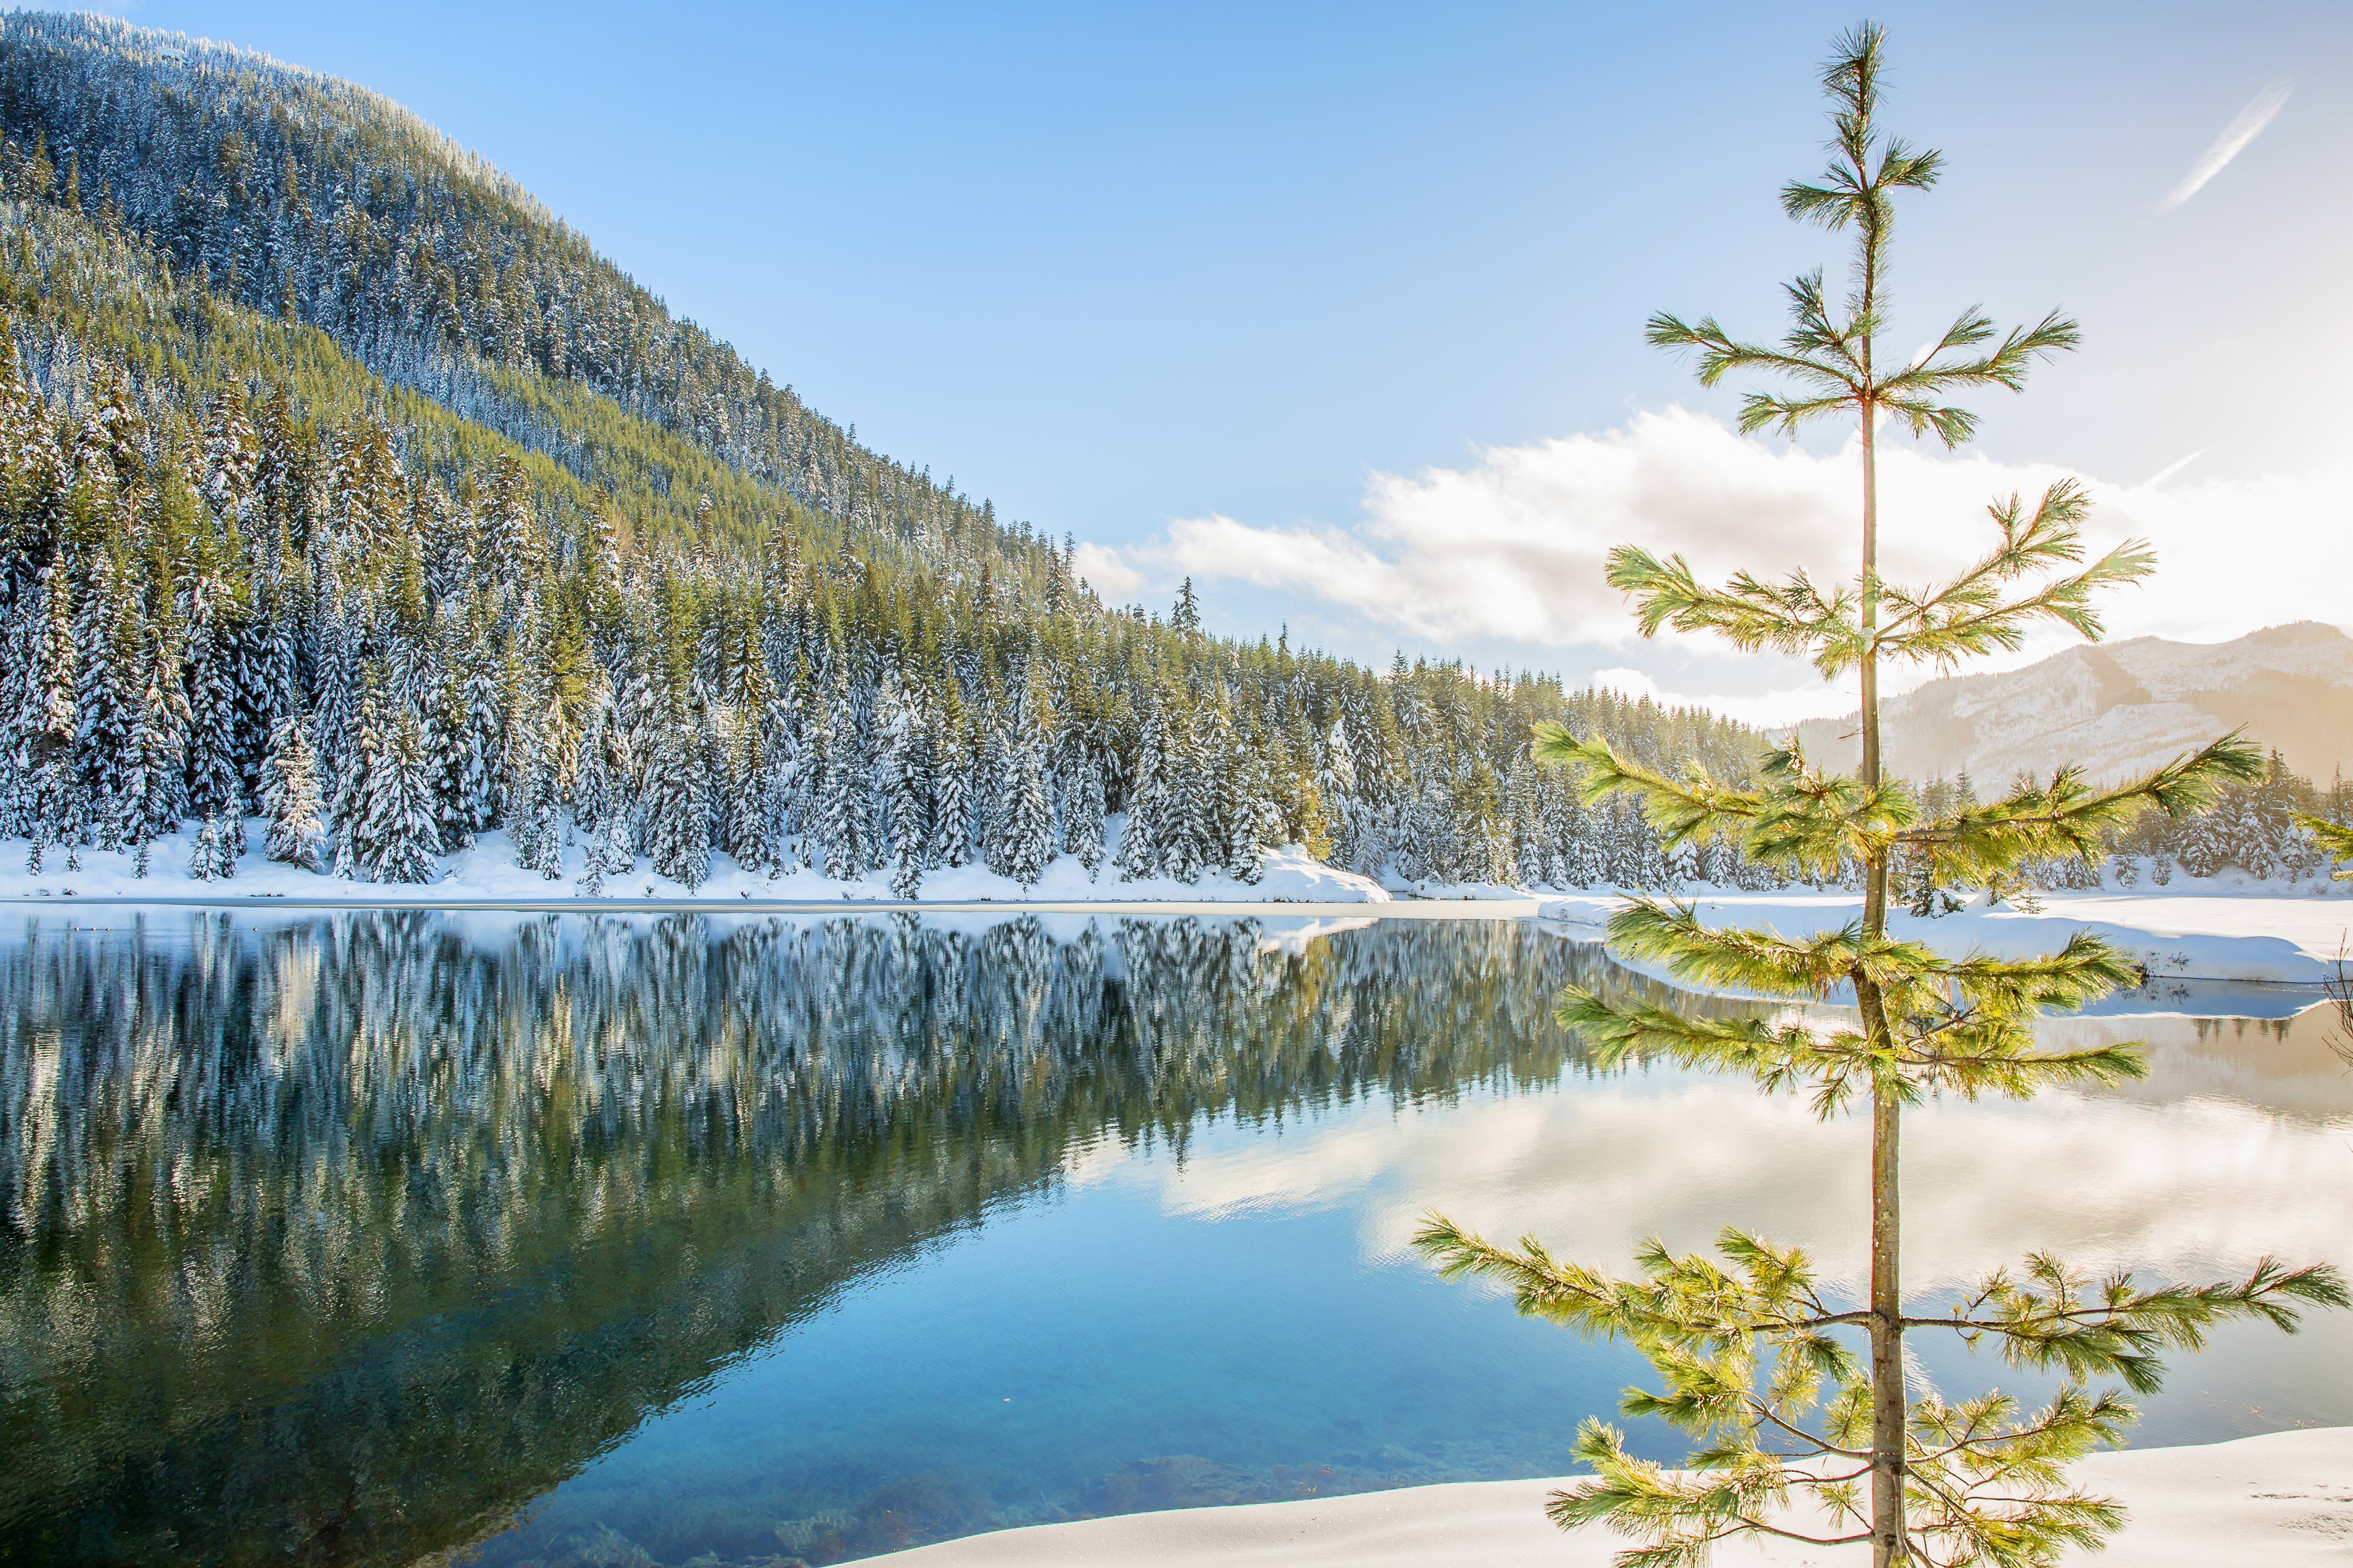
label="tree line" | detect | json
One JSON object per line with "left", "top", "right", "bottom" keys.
{"left": 0, "top": 16, "right": 2335, "bottom": 902}
{"left": 0, "top": 325, "right": 1785, "bottom": 895}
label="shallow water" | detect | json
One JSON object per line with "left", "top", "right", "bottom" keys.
{"left": 1, "top": 909, "right": 2346, "bottom": 1567}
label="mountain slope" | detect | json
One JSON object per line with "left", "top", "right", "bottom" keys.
{"left": 1795, "top": 622, "right": 2353, "bottom": 785}
{"left": 0, "top": 8, "right": 1052, "bottom": 579}
{"left": 0, "top": 10, "right": 1786, "bottom": 907}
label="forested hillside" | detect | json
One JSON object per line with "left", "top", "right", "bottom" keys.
{"left": 0, "top": 10, "right": 1024, "bottom": 563}
{"left": 0, "top": 12, "right": 1784, "bottom": 897}
{"left": 0, "top": 11, "right": 2333, "bottom": 900}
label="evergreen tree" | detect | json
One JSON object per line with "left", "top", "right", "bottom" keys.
{"left": 259, "top": 718, "right": 324, "bottom": 872}
{"left": 456, "top": 628, "right": 505, "bottom": 832}
{"left": 129, "top": 626, "right": 191, "bottom": 848}
{"left": 187, "top": 812, "right": 233, "bottom": 880}
{"left": 1317, "top": 716, "right": 1359, "bottom": 866}
{"left": 1118, "top": 703, "right": 1169, "bottom": 882}
{"left": 1222, "top": 746, "right": 1274, "bottom": 886}
{"left": 815, "top": 691, "right": 865, "bottom": 882}
{"left": 1418, "top": 28, "right": 2344, "bottom": 1568}
{"left": 19, "top": 565, "right": 77, "bottom": 863}
{"left": 1160, "top": 709, "right": 1211, "bottom": 884}
{"left": 578, "top": 806, "right": 633, "bottom": 898}
{"left": 179, "top": 521, "right": 244, "bottom": 829}
{"left": 509, "top": 758, "right": 565, "bottom": 882}
{"left": 881, "top": 684, "right": 931, "bottom": 898}
{"left": 329, "top": 685, "right": 384, "bottom": 880}
{"left": 928, "top": 721, "right": 972, "bottom": 870}
{"left": 1063, "top": 751, "right": 1107, "bottom": 880}
{"left": 996, "top": 713, "right": 1056, "bottom": 888}
{"left": 358, "top": 712, "right": 439, "bottom": 884}
{"left": 73, "top": 548, "right": 135, "bottom": 846}
{"left": 642, "top": 719, "right": 712, "bottom": 889}
{"left": 424, "top": 663, "right": 477, "bottom": 853}
{"left": 722, "top": 717, "right": 779, "bottom": 877}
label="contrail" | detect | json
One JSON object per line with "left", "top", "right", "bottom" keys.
{"left": 2161, "top": 82, "right": 2291, "bottom": 212}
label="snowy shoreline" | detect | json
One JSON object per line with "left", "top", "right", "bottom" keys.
{"left": 2, "top": 823, "right": 2348, "bottom": 984}
{"left": 1537, "top": 888, "right": 2353, "bottom": 985}
{"left": 877, "top": 1427, "right": 2353, "bottom": 1566}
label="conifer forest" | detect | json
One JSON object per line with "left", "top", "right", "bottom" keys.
{"left": 0, "top": 14, "right": 2331, "bottom": 901}
{"left": 0, "top": 15, "right": 1766, "bottom": 899}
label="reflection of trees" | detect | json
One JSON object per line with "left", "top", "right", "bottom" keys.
{"left": 0, "top": 911, "right": 1716, "bottom": 1567}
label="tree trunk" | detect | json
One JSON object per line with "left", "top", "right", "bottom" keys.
{"left": 1857, "top": 392, "right": 1905, "bottom": 1568}
{"left": 1859, "top": 398, "right": 1881, "bottom": 806}
{"left": 1867, "top": 1041, "right": 1904, "bottom": 1568}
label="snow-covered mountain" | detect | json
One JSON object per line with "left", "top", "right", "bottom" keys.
{"left": 1792, "top": 623, "right": 2353, "bottom": 785}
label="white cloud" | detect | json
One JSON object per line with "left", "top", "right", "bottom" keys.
{"left": 1085, "top": 407, "right": 2352, "bottom": 714}
{"left": 1070, "top": 540, "right": 1142, "bottom": 600}
{"left": 1587, "top": 666, "right": 1858, "bottom": 728}
{"left": 2160, "top": 81, "right": 2292, "bottom": 212}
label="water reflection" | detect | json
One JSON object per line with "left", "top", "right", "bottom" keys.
{"left": 1, "top": 910, "right": 1694, "bottom": 1566}
{"left": 0, "top": 910, "right": 2342, "bottom": 1567}
{"left": 1147, "top": 1015, "right": 2353, "bottom": 1287}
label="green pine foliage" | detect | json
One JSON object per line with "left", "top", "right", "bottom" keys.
{"left": 1415, "top": 26, "right": 2345, "bottom": 1568}
{"left": 0, "top": 11, "right": 1817, "bottom": 896}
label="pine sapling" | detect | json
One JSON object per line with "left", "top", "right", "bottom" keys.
{"left": 1417, "top": 26, "right": 2345, "bottom": 1568}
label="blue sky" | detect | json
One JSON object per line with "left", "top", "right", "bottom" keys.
{"left": 59, "top": 1, "right": 2353, "bottom": 715}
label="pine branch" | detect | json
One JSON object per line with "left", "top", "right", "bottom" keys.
{"left": 1600, "top": 898, "right": 1867, "bottom": 997}
{"left": 1918, "top": 1255, "right": 2352, "bottom": 1394}
{"left": 1919, "top": 932, "right": 2145, "bottom": 1015}
{"left": 2295, "top": 813, "right": 2353, "bottom": 878}
{"left": 1875, "top": 310, "right": 2082, "bottom": 402}
{"left": 1739, "top": 389, "right": 1857, "bottom": 440}
{"left": 1559, "top": 985, "right": 1877, "bottom": 1113}
{"left": 1872, "top": 480, "right": 2157, "bottom": 668}
{"left": 1550, "top": 1419, "right": 1875, "bottom": 1567}
{"left": 1889, "top": 1022, "right": 2148, "bottom": 1102}
{"left": 1410, "top": 1212, "right": 1634, "bottom": 1332}
{"left": 1604, "top": 545, "right": 1858, "bottom": 670}
{"left": 1541, "top": 728, "right": 1918, "bottom": 880}
{"left": 1898, "top": 733, "right": 2264, "bottom": 878}
{"left": 1531, "top": 726, "right": 1773, "bottom": 848}
{"left": 1643, "top": 313, "right": 1858, "bottom": 396}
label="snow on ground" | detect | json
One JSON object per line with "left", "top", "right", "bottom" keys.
{"left": 1538, "top": 885, "right": 2353, "bottom": 985}
{"left": 0, "top": 822, "right": 1394, "bottom": 907}
{"left": 881, "top": 1427, "right": 2353, "bottom": 1566}
{"left": 5, "top": 825, "right": 2348, "bottom": 987}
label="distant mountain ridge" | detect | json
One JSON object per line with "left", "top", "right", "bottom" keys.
{"left": 1794, "top": 623, "right": 2353, "bottom": 785}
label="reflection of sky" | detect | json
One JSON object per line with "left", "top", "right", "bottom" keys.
{"left": 1112, "top": 1028, "right": 2353, "bottom": 1292}
{"left": 501, "top": 1000, "right": 2353, "bottom": 1562}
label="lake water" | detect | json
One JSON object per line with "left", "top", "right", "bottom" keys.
{"left": 2, "top": 909, "right": 2348, "bottom": 1567}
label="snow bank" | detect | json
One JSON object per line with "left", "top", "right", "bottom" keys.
{"left": 0, "top": 822, "right": 1393, "bottom": 907}
{"left": 881, "top": 1426, "right": 2353, "bottom": 1566}
{"left": 1537, "top": 888, "right": 2353, "bottom": 985}
{"left": 1382, "top": 876, "right": 1531, "bottom": 900}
